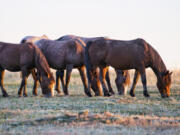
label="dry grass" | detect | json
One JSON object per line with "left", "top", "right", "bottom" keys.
{"left": 0, "top": 69, "right": 180, "bottom": 135}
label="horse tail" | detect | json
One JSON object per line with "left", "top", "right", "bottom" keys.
{"left": 85, "top": 41, "right": 93, "bottom": 92}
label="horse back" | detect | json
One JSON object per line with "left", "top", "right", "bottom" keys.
{"left": 104, "top": 38, "right": 151, "bottom": 69}
{"left": 0, "top": 42, "right": 35, "bottom": 71}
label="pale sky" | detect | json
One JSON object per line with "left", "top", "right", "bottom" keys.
{"left": 0, "top": 0, "right": 180, "bottom": 69}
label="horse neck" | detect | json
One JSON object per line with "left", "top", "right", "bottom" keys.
{"left": 150, "top": 47, "right": 167, "bottom": 79}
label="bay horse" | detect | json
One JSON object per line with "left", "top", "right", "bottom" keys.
{"left": 34, "top": 39, "right": 93, "bottom": 96}
{"left": 0, "top": 42, "right": 55, "bottom": 97}
{"left": 85, "top": 38, "right": 172, "bottom": 98}
{"left": 57, "top": 35, "right": 130, "bottom": 96}
{"left": 20, "top": 35, "right": 49, "bottom": 96}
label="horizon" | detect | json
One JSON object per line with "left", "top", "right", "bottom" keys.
{"left": 0, "top": 0, "right": 180, "bottom": 69}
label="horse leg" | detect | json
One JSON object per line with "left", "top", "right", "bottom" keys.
{"left": 31, "top": 69, "right": 39, "bottom": 96}
{"left": 59, "top": 70, "right": 66, "bottom": 94}
{"left": 23, "top": 76, "right": 28, "bottom": 97}
{"left": 64, "top": 65, "right": 73, "bottom": 95}
{"left": 130, "top": 70, "right": 140, "bottom": 97}
{"left": 55, "top": 70, "right": 61, "bottom": 94}
{"left": 18, "top": 67, "right": 29, "bottom": 97}
{"left": 100, "top": 67, "right": 111, "bottom": 96}
{"left": 139, "top": 68, "right": 150, "bottom": 97}
{"left": 78, "top": 66, "right": 89, "bottom": 96}
{"left": 0, "top": 70, "right": 8, "bottom": 97}
{"left": 91, "top": 68, "right": 103, "bottom": 96}
{"left": 105, "top": 68, "right": 115, "bottom": 95}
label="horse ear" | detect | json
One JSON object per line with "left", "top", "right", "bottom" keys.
{"left": 165, "top": 70, "right": 173, "bottom": 76}
{"left": 42, "top": 34, "right": 48, "bottom": 39}
{"left": 169, "top": 71, "right": 173, "bottom": 76}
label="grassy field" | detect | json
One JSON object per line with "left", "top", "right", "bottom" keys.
{"left": 0, "top": 69, "right": 180, "bottom": 135}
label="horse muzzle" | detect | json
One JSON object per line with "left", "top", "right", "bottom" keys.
{"left": 161, "top": 94, "right": 169, "bottom": 98}
{"left": 44, "top": 92, "right": 54, "bottom": 98}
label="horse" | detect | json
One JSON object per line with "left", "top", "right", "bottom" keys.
{"left": 85, "top": 38, "right": 172, "bottom": 98}
{"left": 34, "top": 38, "right": 95, "bottom": 96}
{"left": 57, "top": 35, "right": 131, "bottom": 96}
{"left": 0, "top": 41, "right": 55, "bottom": 97}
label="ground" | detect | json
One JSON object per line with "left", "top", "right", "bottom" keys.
{"left": 0, "top": 69, "right": 179, "bottom": 135}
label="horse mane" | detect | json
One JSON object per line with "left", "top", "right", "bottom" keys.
{"left": 146, "top": 41, "right": 167, "bottom": 74}
{"left": 33, "top": 44, "right": 51, "bottom": 77}
{"left": 74, "top": 38, "right": 86, "bottom": 47}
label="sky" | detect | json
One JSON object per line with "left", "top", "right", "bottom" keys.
{"left": 0, "top": 0, "right": 180, "bottom": 69}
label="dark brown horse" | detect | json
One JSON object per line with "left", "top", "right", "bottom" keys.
{"left": 57, "top": 35, "right": 130, "bottom": 96}
{"left": 85, "top": 38, "right": 172, "bottom": 98}
{"left": 56, "top": 35, "right": 109, "bottom": 96}
{"left": 0, "top": 42, "right": 55, "bottom": 97}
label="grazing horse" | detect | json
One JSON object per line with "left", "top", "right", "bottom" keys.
{"left": 20, "top": 35, "right": 49, "bottom": 96}
{"left": 57, "top": 35, "right": 130, "bottom": 96}
{"left": 85, "top": 38, "right": 172, "bottom": 98}
{"left": 0, "top": 42, "right": 55, "bottom": 97}
{"left": 34, "top": 39, "right": 93, "bottom": 96}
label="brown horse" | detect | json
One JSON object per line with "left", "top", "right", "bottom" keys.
{"left": 0, "top": 42, "right": 55, "bottom": 97}
{"left": 85, "top": 38, "right": 172, "bottom": 98}
{"left": 56, "top": 35, "right": 109, "bottom": 96}
{"left": 57, "top": 35, "right": 130, "bottom": 96}
{"left": 34, "top": 39, "right": 93, "bottom": 96}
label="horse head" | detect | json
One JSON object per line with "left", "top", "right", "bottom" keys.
{"left": 115, "top": 70, "right": 130, "bottom": 95}
{"left": 38, "top": 72, "right": 55, "bottom": 97}
{"left": 157, "top": 70, "right": 172, "bottom": 98}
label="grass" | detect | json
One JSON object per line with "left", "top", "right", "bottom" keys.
{"left": 0, "top": 70, "right": 180, "bottom": 135}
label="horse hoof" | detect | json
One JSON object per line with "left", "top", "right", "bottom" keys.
{"left": 64, "top": 92, "right": 69, "bottom": 96}
{"left": 105, "top": 93, "right": 111, "bottom": 97}
{"left": 85, "top": 91, "right": 92, "bottom": 97}
{"left": 33, "top": 93, "right": 38, "bottom": 96}
{"left": 23, "top": 94, "right": 28, "bottom": 97}
{"left": 130, "top": 91, "right": 135, "bottom": 97}
{"left": 18, "top": 95, "right": 22, "bottom": 97}
{"left": 144, "top": 91, "right": 150, "bottom": 97}
{"left": 3, "top": 93, "right": 9, "bottom": 97}
{"left": 55, "top": 89, "right": 61, "bottom": 93}
{"left": 110, "top": 91, "right": 115, "bottom": 95}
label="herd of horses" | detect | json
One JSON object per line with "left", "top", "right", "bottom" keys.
{"left": 0, "top": 35, "right": 172, "bottom": 98}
